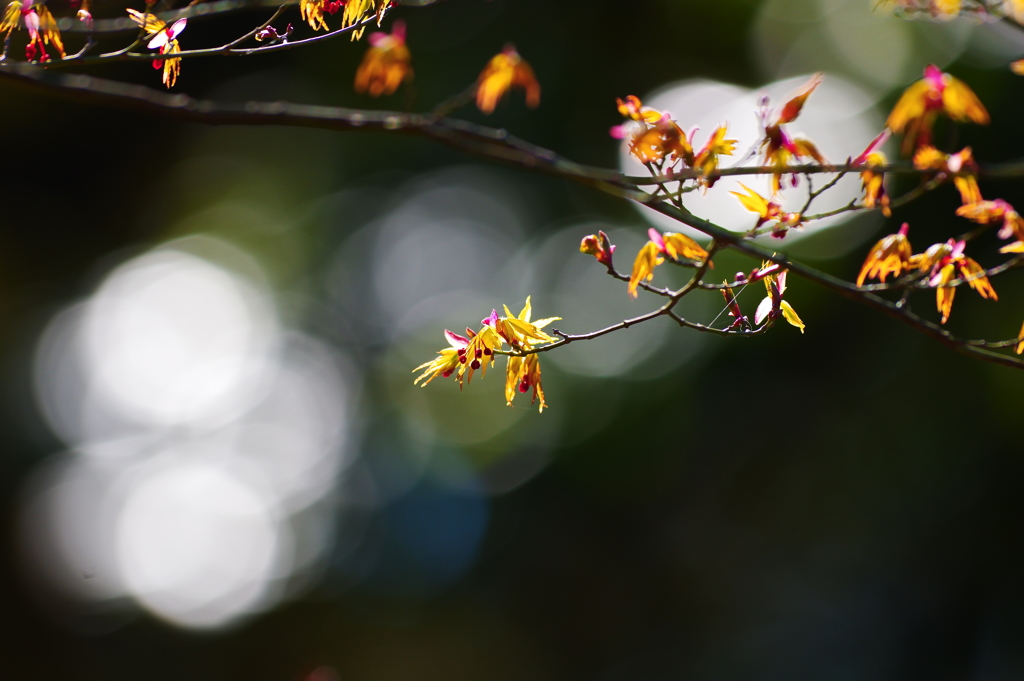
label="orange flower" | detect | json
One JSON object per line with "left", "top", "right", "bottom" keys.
{"left": 956, "top": 199, "right": 1024, "bottom": 242}
{"left": 354, "top": 20, "right": 412, "bottom": 97}
{"left": 611, "top": 96, "right": 696, "bottom": 167}
{"left": 476, "top": 45, "right": 540, "bottom": 114}
{"left": 886, "top": 64, "right": 988, "bottom": 153}
{"left": 912, "top": 145, "right": 981, "bottom": 205}
{"left": 758, "top": 73, "right": 827, "bottom": 194}
{"left": 853, "top": 134, "right": 892, "bottom": 217}
{"left": 856, "top": 223, "right": 911, "bottom": 286}
{"left": 913, "top": 239, "right": 996, "bottom": 323}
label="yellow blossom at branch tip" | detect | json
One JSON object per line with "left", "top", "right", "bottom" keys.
{"left": 476, "top": 45, "right": 540, "bottom": 114}
{"left": 1016, "top": 320, "right": 1024, "bottom": 355}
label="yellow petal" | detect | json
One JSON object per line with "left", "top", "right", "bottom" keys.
{"left": 628, "top": 242, "right": 661, "bottom": 299}
{"left": 780, "top": 300, "right": 805, "bottom": 333}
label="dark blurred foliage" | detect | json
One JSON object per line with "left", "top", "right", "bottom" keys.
{"left": 4, "top": 0, "right": 1024, "bottom": 680}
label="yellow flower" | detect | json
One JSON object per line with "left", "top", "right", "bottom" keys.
{"left": 754, "top": 265, "right": 804, "bottom": 333}
{"left": 413, "top": 329, "right": 471, "bottom": 387}
{"left": 1016, "top": 320, "right": 1024, "bottom": 355}
{"left": 300, "top": 0, "right": 329, "bottom": 31}
{"left": 476, "top": 45, "right": 540, "bottom": 114}
{"left": 505, "top": 353, "right": 547, "bottom": 413}
{"left": 414, "top": 298, "right": 560, "bottom": 409}
{"left": 692, "top": 125, "right": 738, "bottom": 186}
{"left": 128, "top": 10, "right": 186, "bottom": 88}
{"left": 616, "top": 95, "right": 664, "bottom": 124}
{"left": 731, "top": 183, "right": 781, "bottom": 225}
{"left": 612, "top": 95, "right": 697, "bottom": 167}
{"left": 730, "top": 183, "right": 801, "bottom": 238}
{"left": 887, "top": 64, "right": 988, "bottom": 153}
{"left": 627, "top": 228, "right": 711, "bottom": 298}
{"left": 856, "top": 223, "right": 912, "bottom": 286}
{"left": 459, "top": 323, "right": 502, "bottom": 384}
{"left": 491, "top": 297, "right": 559, "bottom": 351}
{"left": 354, "top": 20, "right": 412, "bottom": 97}
{"left": 628, "top": 242, "right": 662, "bottom": 299}
{"left": 342, "top": 0, "right": 388, "bottom": 39}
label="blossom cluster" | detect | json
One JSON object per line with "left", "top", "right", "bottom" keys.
{"left": 413, "top": 298, "right": 560, "bottom": 413}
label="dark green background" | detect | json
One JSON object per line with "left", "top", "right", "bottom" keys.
{"left": 3, "top": 0, "right": 1024, "bottom": 679}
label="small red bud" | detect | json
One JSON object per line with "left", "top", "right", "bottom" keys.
{"left": 471, "top": 359, "right": 482, "bottom": 370}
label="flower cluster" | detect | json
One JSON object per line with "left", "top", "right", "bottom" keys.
{"left": 612, "top": 95, "right": 737, "bottom": 186}
{"left": 413, "top": 298, "right": 560, "bottom": 413}
{"left": 858, "top": 224, "right": 997, "bottom": 323}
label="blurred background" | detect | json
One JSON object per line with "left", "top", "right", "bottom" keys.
{"left": 4, "top": 0, "right": 1024, "bottom": 678}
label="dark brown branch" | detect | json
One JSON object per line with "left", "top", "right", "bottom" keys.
{"left": 0, "top": 64, "right": 643, "bottom": 201}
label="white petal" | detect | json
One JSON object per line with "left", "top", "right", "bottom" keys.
{"left": 169, "top": 18, "right": 187, "bottom": 38}
{"left": 754, "top": 296, "right": 773, "bottom": 326}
